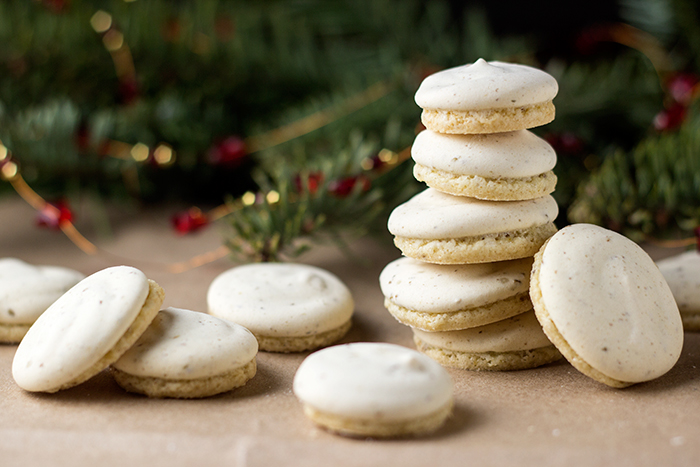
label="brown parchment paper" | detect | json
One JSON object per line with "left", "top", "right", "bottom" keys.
{"left": 1, "top": 197, "right": 698, "bottom": 467}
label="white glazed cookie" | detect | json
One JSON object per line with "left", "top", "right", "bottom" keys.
{"left": 530, "top": 224, "right": 684, "bottom": 388}
{"left": 388, "top": 188, "right": 558, "bottom": 264}
{"left": 413, "top": 310, "right": 561, "bottom": 371}
{"left": 12, "top": 266, "right": 164, "bottom": 393}
{"left": 293, "top": 342, "right": 453, "bottom": 438}
{"left": 111, "top": 307, "right": 258, "bottom": 398}
{"left": 207, "top": 263, "right": 354, "bottom": 352}
{"left": 0, "top": 258, "right": 84, "bottom": 343}
{"left": 415, "top": 59, "right": 558, "bottom": 134}
{"left": 379, "top": 257, "right": 533, "bottom": 331}
{"left": 656, "top": 250, "right": 700, "bottom": 331}
{"left": 411, "top": 129, "right": 557, "bottom": 201}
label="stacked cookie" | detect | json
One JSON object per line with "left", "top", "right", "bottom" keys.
{"left": 380, "top": 59, "right": 562, "bottom": 371}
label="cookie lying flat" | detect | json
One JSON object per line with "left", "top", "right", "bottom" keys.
{"left": 207, "top": 263, "right": 353, "bottom": 352}
{"left": 111, "top": 307, "right": 258, "bottom": 398}
{"left": 413, "top": 310, "right": 561, "bottom": 371}
{"left": 12, "top": 266, "right": 164, "bottom": 393}
{"left": 530, "top": 224, "right": 684, "bottom": 388}
{"left": 415, "top": 58, "right": 558, "bottom": 134}
{"left": 388, "top": 188, "right": 558, "bottom": 264}
{"left": 412, "top": 129, "right": 557, "bottom": 201}
{"left": 293, "top": 342, "right": 453, "bottom": 438}
{"left": 0, "top": 258, "right": 84, "bottom": 343}
{"left": 379, "top": 257, "right": 533, "bottom": 332}
{"left": 656, "top": 250, "right": 700, "bottom": 331}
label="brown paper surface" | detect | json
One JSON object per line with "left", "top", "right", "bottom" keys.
{"left": 1, "top": 197, "right": 699, "bottom": 467}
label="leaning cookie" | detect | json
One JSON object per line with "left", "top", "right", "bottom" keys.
{"left": 293, "top": 343, "right": 453, "bottom": 438}
{"left": 12, "top": 266, "right": 164, "bottom": 393}
{"left": 656, "top": 250, "right": 700, "bottom": 331}
{"left": 379, "top": 257, "right": 533, "bottom": 332}
{"left": 111, "top": 307, "right": 258, "bottom": 398}
{"left": 0, "top": 258, "right": 84, "bottom": 343}
{"left": 388, "top": 188, "right": 558, "bottom": 264}
{"left": 530, "top": 224, "right": 684, "bottom": 388}
{"left": 415, "top": 59, "right": 558, "bottom": 134}
{"left": 207, "top": 263, "right": 353, "bottom": 352}
{"left": 412, "top": 129, "right": 557, "bottom": 201}
{"left": 413, "top": 310, "right": 561, "bottom": 371}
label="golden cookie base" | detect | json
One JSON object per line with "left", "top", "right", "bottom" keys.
{"left": 421, "top": 101, "right": 555, "bottom": 134}
{"left": 0, "top": 322, "right": 31, "bottom": 344}
{"left": 112, "top": 358, "right": 257, "bottom": 398}
{"left": 302, "top": 400, "right": 453, "bottom": 438}
{"left": 413, "top": 164, "right": 557, "bottom": 202}
{"left": 384, "top": 292, "right": 532, "bottom": 332}
{"left": 393, "top": 223, "right": 557, "bottom": 265}
{"left": 414, "top": 335, "right": 562, "bottom": 371}
{"left": 255, "top": 319, "right": 352, "bottom": 353}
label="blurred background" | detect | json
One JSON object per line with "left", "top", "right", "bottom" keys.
{"left": 0, "top": 0, "right": 698, "bottom": 260}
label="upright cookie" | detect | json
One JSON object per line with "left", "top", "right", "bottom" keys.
{"left": 12, "top": 266, "right": 164, "bottom": 393}
{"left": 379, "top": 257, "right": 533, "bottom": 331}
{"left": 412, "top": 310, "right": 561, "bottom": 371}
{"left": 415, "top": 58, "right": 558, "bottom": 134}
{"left": 207, "top": 263, "right": 354, "bottom": 352}
{"left": 293, "top": 342, "right": 453, "bottom": 438}
{"left": 411, "top": 129, "right": 557, "bottom": 201}
{"left": 0, "top": 258, "right": 84, "bottom": 343}
{"left": 530, "top": 224, "right": 684, "bottom": 388}
{"left": 656, "top": 250, "right": 700, "bottom": 331}
{"left": 112, "top": 307, "right": 258, "bottom": 398}
{"left": 388, "top": 188, "right": 558, "bottom": 264}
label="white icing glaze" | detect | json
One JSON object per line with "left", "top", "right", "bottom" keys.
{"left": 413, "top": 310, "right": 552, "bottom": 352}
{"left": 113, "top": 307, "right": 258, "bottom": 379}
{"left": 387, "top": 188, "right": 558, "bottom": 239}
{"left": 0, "top": 258, "right": 84, "bottom": 324}
{"left": 207, "top": 263, "right": 354, "bottom": 337}
{"left": 293, "top": 342, "right": 453, "bottom": 420}
{"left": 415, "top": 59, "right": 558, "bottom": 111}
{"left": 538, "top": 224, "right": 684, "bottom": 383}
{"left": 656, "top": 250, "right": 700, "bottom": 312}
{"left": 411, "top": 129, "right": 556, "bottom": 178}
{"left": 12, "top": 266, "right": 150, "bottom": 392}
{"left": 379, "top": 257, "right": 531, "bottom": 313}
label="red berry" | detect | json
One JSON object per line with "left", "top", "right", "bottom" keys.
{"left": 294, "top": 172, "right": 324, "bottom": 195}
{"left": 171, "top": 208, "right": 209, "bottom": 234}
{"left": 36, "top": 201, "right": 73, "bottom": 230}
{"left": 667, "top": 73, "right": 698, "bottom": 105}
{"left": 208, "top": 136, "right": 247, "bottom": 167}
{"left": 653, "top": 103, "right": 687, "bottom": 131}
{"left": 328, "top": 175, "right": 370, "bottom": 197}
{"left": 118, "top": 77, "right": 140, "bottom": 105}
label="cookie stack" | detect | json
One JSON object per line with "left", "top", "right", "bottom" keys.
{"left": 380, "top": 58, "right": 562, "bottom": 371}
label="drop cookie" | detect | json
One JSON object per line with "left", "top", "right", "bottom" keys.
{"left": 411, "top": 129, "right": 557, "bottom": 201}
{"left": 530, "top": 224, "right": 684, "bottom": 388}
{"left": 412, "top": 310, "right": 561, "bottom": 371}
{"left": 207, "top": 263, "right": 353, "bottom": 352}
{"left": 0, "top": 258, "right": 84, "bottom": 343}
{"left": 415, "top": 58, "right": 558, "bottom": 134}
{"left": 12, "top": 266, "right": 164, "bottom": 393}
{"left": 293, "top": 342, "right": 453, "bottom": 438}
{"left": 388, "top": 188, "right": 558, "bottom": 264}
{"left": 656, "top": 250, "right": 700, "bottom": 331}
{"left": 111, "top": 307, "right": 258, "bottom": 398}
{"left": 379, "top": 257, "right": 533, "bottom": 331}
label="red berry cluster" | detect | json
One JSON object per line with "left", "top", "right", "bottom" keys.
{"left": 653, "top": 73, "right": 699, "bottom": 132}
